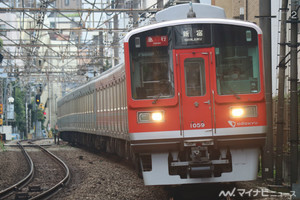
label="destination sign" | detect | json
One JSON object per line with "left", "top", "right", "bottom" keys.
{"left": 174, "top": 24, "right": 211, "bottom": 47}
{"left": 146, "top": 36, "right": 168, "bottom": 47}
{"left": 182, "top": 28, "right": 204, "bottom": 42}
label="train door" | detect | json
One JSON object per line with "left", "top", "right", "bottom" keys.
{"left": 176, "top": 49, "right": 213, "bottom": 137}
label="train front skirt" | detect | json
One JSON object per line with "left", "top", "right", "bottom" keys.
{"left": 142, "top": 148, "right": 260, "bottom": 185}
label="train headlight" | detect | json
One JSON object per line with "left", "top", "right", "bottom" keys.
{"left": 230, "top": 106, "right": 257, "bottom": 118}
{"left": 138, "top": 111, "right": 164, "bottom": 123}
{"left": 152, "top": 112, "right": 163, "bottom": 121}
{"left": 231, "top": 108, "right": 245, "bottom": 117}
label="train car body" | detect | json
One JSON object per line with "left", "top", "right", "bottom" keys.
{"left": 57, "top": 3, "right": 266, "bottom": 186}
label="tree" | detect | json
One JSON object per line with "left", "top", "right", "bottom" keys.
{"left": 14, "top": 86, "right": 26, "bottom": 133}
{"left": 31, "top": 108, "right": 45, "bottom": 130}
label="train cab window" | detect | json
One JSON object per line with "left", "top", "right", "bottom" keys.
{"left": 214, "top": 25, "right": 260, "bottom": 95}
{"left": 131, "top": 53, "right": 174, "bottom": 100}
{"left": 129, "top": 27, "right": 175, "bottom": 100}
{"left": 184, "top": 58, "right": 206, "bottom": 96}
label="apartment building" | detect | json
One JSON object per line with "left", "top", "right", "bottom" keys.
{"left": 212, "top": 0, "right": 259, "bottom": 24}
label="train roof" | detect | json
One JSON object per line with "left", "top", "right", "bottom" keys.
{"left": 124, "top": 18, "right": 262, "bottom": 43}
{"left": 57, "top": 62, "right": 124, "bottom": 105}
{"left": 155, "top": 3, "right": 226, "bottom": 22}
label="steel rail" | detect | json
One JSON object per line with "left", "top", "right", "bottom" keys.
{"left": 29, "top": 145, "right": 70, "bottom": 200}
{"left": 0, "top": 142, "right": 34, "bottom": 200}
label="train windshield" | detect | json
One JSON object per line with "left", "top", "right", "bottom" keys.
{"left": 129, "top": 28, "right": 175, "bottom": 100}
{"left": 214, "top": 25, "right": 260, "bottom": 95}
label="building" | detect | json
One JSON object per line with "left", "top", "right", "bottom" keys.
{"left": 212, "top": 0, "right": 259, "bottom": 24}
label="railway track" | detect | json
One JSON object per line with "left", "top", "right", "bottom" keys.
{"left": 0, "top": 141, "right": 70, "bottom": 200}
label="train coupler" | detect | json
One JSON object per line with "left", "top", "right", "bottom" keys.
{"left": 168, "top": 145, "right": 232, "bottom": 178}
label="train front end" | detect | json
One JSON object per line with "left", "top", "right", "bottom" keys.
{"left": 124, "top": 19, "right": 266, "bottom": 185}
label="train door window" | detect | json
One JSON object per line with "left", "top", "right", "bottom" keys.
{"left": 107, "top": 88, "right": 109, "bottom": 131}
{"left": 109, "top": 86, "right": 112, "bottom": 131}
{"left": 121, "top": 80, "right": 125, "bottom": 133}
{"left": 113, "top": 85, "right": 116, "bottom": 132}
{"left": 120, "top": 81, "right": 123, "bottom": 133}
{"left": 104, "top": 88, "right": 107, "bottom": 131}
{"left": 109, "top": 86, "right": 112, "bottom": 132}
{"left": 90, "top": 93, "right": 93, "bottom": 113}
{"left": 103, "top": 89, "right": 106, "bottom": 131}
{"left": 114, "top": 84, "right": 118, "bottom": 132}
{"left": 184, "top": 58, "right": 206, "bottom": 96}
{"left": 90, "top": 93, "right": 92, "bottom": 113}
{"left": 89, "top": 92, "right": 94, "bottom": 129}
{"left": 103, "top": 89, "right": 105, "bottom": 131}
{"left": 84, "top": 95, "right": 89, "bottom": 129}
{"left": 116, "top": 84, "right": 120, "bottom": 133}
{"left": 92, "top": 93, "right": 94, "bottom": 113}
{"left": 81, "top": 96, "right": 84, "bottom": 128}
{"left": 86, "top": 95, "right": 88, "bottom": 129}
{"left": 112, "top": 85, "right": 115, "bottom": 132}
{"left": 99, "top": 90, "right": 102, "bottom": 131}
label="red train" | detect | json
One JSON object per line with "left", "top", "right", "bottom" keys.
{"left": 58, "top": 4, "right": 266, "bottom": 186}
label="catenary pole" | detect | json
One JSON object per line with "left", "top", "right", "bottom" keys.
{"left": 275, "top": 0, "right": 288, "bottom": 185}
{"left": 290, "top": 0, "right": 299, "bottom": 188}
{"left": 259, "top": 0, "right": 274, "bottom": 180}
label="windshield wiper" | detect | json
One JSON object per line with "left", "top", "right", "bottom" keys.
{"left": 152, "top": 93, "right": 162, "bottom": 104}
{"left": 221, "top": 79, "right": 241, "bottom": 99}
{"left": 229, "top": 88, "right": 241, "bottom": 100}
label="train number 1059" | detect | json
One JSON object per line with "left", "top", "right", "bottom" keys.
{"left": 190, "top": 122, "right": 206, "bottom": 128}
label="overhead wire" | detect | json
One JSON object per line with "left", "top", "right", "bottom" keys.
{"left": 0, "top": 0, "right": 162, "bottom": 83}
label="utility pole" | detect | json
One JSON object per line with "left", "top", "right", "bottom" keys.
{"left": 25, "top": 93, "right": 28, "bottom": 139}
{"left": 259, "top": 0, "right": 273, "bottom": 180}
{"left": 290, "top": 0, "right": 299, "bottom": 193}
{"left": 157, "top": 0, "right": 163, "bottom": 9}
{"left": 99, "top": 32, "right": 104, "bottom": 73}
{"left": 132, "top": 0, "right": 139, "bottom": 28}
{"left": 113, "top": 13, "right": 119, "bottom": 66}
{"left": 275, "top": 0, "right": 288, "bottom": 185}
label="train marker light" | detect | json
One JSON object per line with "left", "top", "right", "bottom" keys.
{"left": 231, "top": 108, "right": 244, "bottom": 118}
{"left": 152, "top": 112, "right": 163, "bottom": 122}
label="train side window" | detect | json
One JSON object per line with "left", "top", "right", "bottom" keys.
{"left": 184, "top": 58, "right": 206, "bottom": 97}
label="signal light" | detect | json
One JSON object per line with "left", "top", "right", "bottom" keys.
{"left": 0, "top": 104, "right": 3, "bottom": 114}
{"left": 36, "top": 94, "right": 41, "bottom": 105}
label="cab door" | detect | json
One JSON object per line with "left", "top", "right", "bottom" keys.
{"left": 176, "top": 49, "right": 213, "bottom": 138}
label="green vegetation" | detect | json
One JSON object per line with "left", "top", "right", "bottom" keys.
{"left": 13, "top": 82, "right": 46, "bottom": 133}
{"left": 32, "top": 108, "right": 46, "bottom": 130}
{"left": 0, "top": 140, "right": 6, "bottom": 151}
{"left": 14, "top": 85, "right": 26, "bottom": 133}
